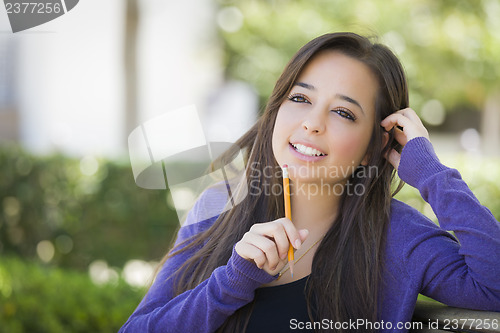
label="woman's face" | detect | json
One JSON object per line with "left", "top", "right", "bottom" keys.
{"left": 272, "top": 50, "right": 378, "bottom": 185}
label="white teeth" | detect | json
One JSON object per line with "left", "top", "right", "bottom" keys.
{"left": 291, "top": 143, "right": 325, "bottom": 156}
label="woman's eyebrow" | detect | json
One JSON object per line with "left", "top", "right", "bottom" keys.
{"left": 294, "top": 81, "right": 315, "bottom": 90}
{"left": 294, "top": 81, "right": 365, "bottom": 115}
{"left": 336, "top": 94, "right": 365, "bottom": 115}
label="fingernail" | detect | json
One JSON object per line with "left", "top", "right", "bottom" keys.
{"left": 281, "top": 253, "right": 287, "bottom": 260}
{"left": 295, "top": 239, "right": 301, "bottom": 249}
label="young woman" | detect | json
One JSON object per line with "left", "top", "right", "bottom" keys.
{"left": 120, "top": 32, "right": 500, "bottom": 332}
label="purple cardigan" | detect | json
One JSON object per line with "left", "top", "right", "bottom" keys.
{"left": 120, "top": 137, "right": 500, "bottom": 332}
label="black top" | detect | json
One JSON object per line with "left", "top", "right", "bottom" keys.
{"left": 246, "top": 275, "right": 315, "bottom": 333}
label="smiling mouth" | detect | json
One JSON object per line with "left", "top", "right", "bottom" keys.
{"left": 290, "top": 143, "right": 327, "bottom": 157}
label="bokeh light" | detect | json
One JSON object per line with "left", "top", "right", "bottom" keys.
{"left": 37, "top": 240, "right": 55, "bottom": 263}
{"left": 122, "top": 259, "right": 156, "bottom": 288}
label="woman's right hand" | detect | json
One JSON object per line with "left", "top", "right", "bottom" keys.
{"left": 235, "top": 218, "right": 309, "bottom": 276}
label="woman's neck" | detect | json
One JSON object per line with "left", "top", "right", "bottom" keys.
{"left": 289, "top": 180, "right": 341, "bottom": 235}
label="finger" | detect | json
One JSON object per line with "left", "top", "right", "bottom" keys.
{"left": 278, "top": 218, "right": 302, "bottom": 250}
{"left": 385, "top": 148, "right": 401, "bottom": 170}
{"left": 381, "top": 113, "right": 413, "bottom": 132}
{"left": 383, "top": 112, "right": 429, "bottom": 142}
{"left": 235, "top": 242, "right": 266, "bottom": 268}
{"left": 257, "top": 236, "right": 282, "bottom": 269}
{"left": 393, "top": 108, "right": 429, "bottom": 134}
{"left": 393, "top": 126, "right": 408, "bottom": 146}
{"left": 267, "top": 262, "right": 286, "bottom": 275}
{"left": 249, "top": 222, "right": 290, "bottom": 259}
{"left": 265, "top": 222, "right": 294, "bottom": 260}
{"left": 244, "top": 232, "right": 281, "bottom": 269}
{"left": 398, "top": 108, "right": 424, "bottom": 126}
{"left": 298, "top": 229, "right": 309, "bottom": 243}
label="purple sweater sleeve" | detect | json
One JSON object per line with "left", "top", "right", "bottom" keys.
{"left": 398, "top": 137, "right": 500, "bottom": 310}
{"left": 119, "top": 200, "right": 276, "bottom": 332}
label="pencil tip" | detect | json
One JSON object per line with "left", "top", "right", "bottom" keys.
{"left": 289, "top": 261, "right": 294, "bottom": 278}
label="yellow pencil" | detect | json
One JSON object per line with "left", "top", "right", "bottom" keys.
{"left": 282, "top": 164, "right": 294, "bottom": 278}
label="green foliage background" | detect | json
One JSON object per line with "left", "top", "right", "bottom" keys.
{"left": 0, "top": 256, "right": 144, "bottom": 333}
{"left": 0, "top": 143, "right": 179, "bottom": 270}
{"left": 0, "top": 144, "right": 178, "bottom": 331}
{"left": 217, "top": 0, "right": 500, "bottom": 115}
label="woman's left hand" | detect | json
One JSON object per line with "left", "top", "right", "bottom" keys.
{"left": 381, "top": 108, "right": 430, "bottom": 170}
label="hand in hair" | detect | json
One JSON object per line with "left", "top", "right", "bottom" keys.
{"left": 381, "top": 107, "right": 430, "bottom": 170}
{"left": 235, "top": 218, "right": 309, "bottom": 276}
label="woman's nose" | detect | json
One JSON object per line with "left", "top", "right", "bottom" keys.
{"left": 302, "top": 108, "right": 326, "bottom": 134}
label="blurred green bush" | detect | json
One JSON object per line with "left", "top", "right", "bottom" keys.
{"left": 0, "top": 143, "right": 179, "bottom": 270}
{"left": 0, "top": 255, "right": 143, "bottom": 333}
{"left": 394, "top": 153, "right": 500, "bottom": 223}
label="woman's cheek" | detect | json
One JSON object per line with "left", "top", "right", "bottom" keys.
{"left": 271, "top": 112, "right": 291, "bottom": 163}
{"left": 334, "top": 131, "right": 369, "bottom": 166}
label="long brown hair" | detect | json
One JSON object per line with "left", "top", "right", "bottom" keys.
{"left": 163, "top": 32, "right": 408, "bottom": 332}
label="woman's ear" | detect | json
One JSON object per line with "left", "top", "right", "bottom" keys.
{"left": 361, "top": 131, "right": 390, "bottom": 166}
{"left": 360, "top": 153, "right": 369, "bottom": 166}
{"left": 382, "top": 131, "right": 390, "bottom": 149}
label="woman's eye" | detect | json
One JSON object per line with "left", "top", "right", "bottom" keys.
{"left": 333, "top": 108, "right": 356, "bottom": 121}
{"left": 288, "top": 94, "right": 309, "bottom": 103}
